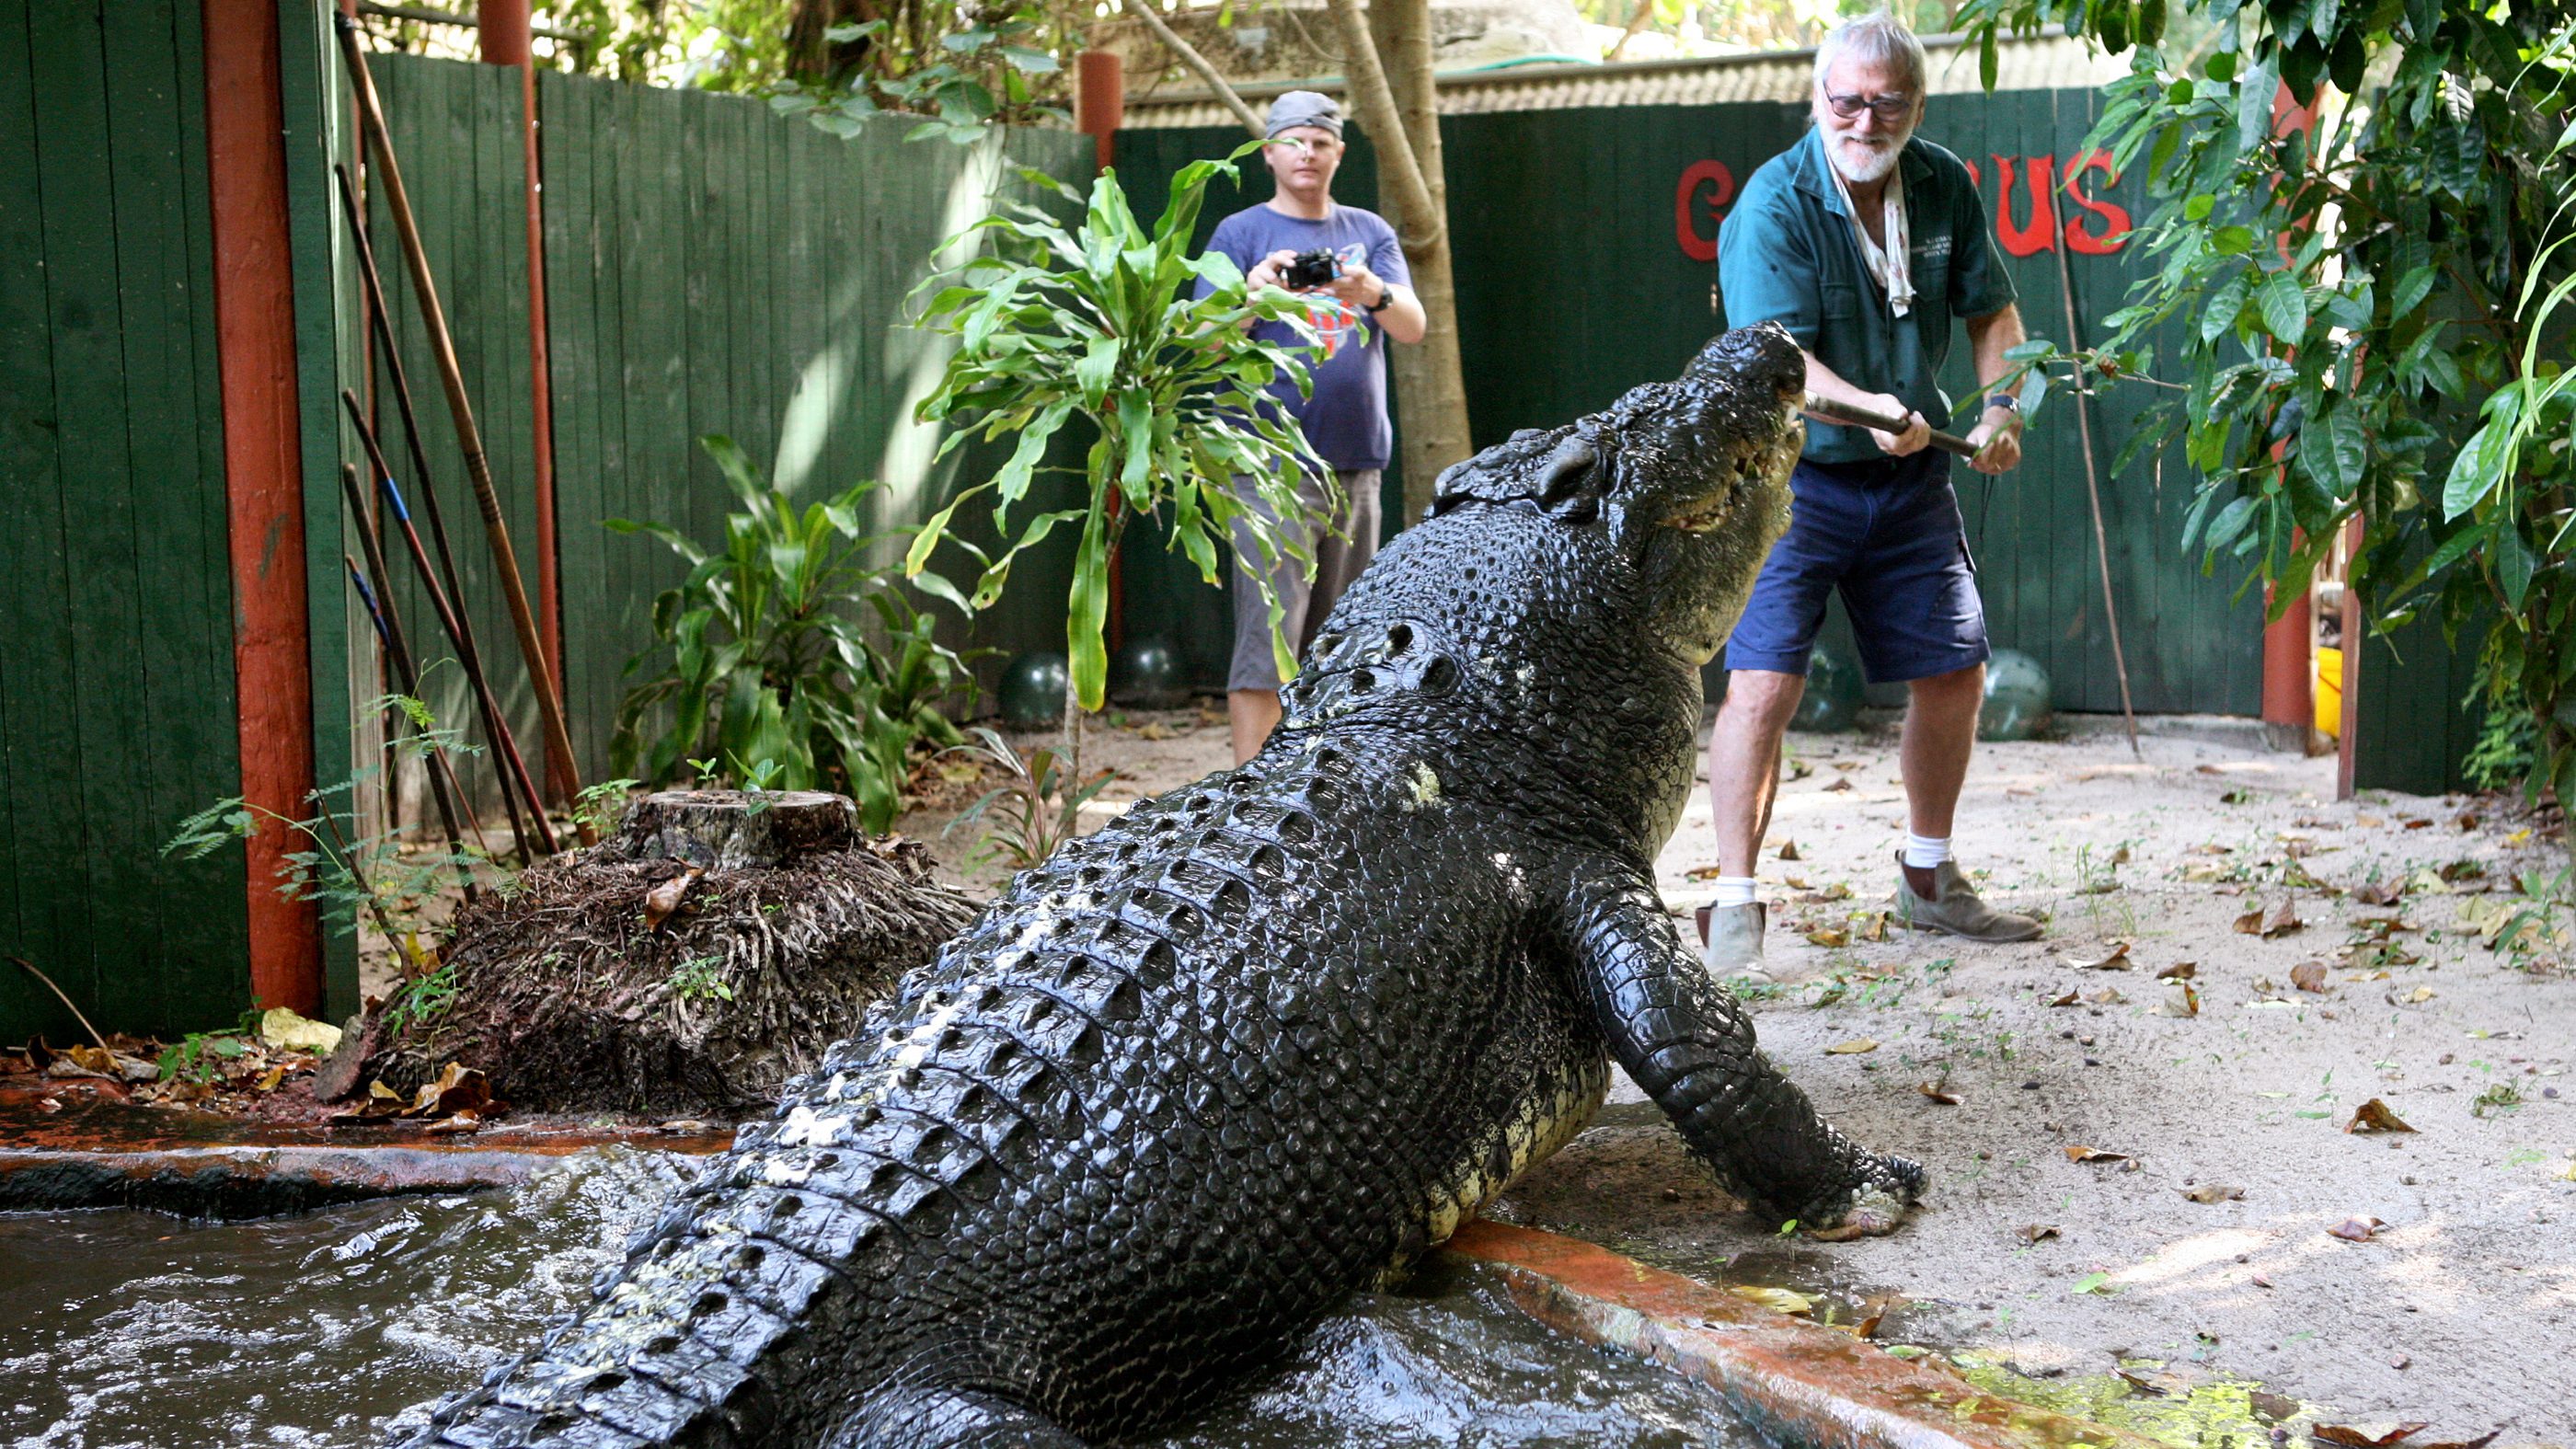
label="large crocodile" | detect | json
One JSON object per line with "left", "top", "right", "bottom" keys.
{"left": 399, "top": 321, "right": 1922, "bottom": 1449}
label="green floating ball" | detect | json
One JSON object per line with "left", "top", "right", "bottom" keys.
{"left": 999, "top": 650, "right": 1069, "bottom": 729}
{"left": 1789, "top": 644, "right": 1865, "bottom": 733}
{"left": 1979, "top": 649, "right": 2054, "bottom": 742}
{"left": 1110, "top": 638, "right": 1190, "bottom": 710}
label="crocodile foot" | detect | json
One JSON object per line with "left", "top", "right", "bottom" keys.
{"left": 1799, "top": 1154, "right": 1926, "bottom": 1241}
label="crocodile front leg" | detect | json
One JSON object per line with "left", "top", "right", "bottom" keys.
{"left": 1552, "top": 860, "right": 1924, "bottom": 1236}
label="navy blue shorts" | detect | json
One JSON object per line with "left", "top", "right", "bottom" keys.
{"left": 1723, "top": 449, "right": 1990, "bottom": 684}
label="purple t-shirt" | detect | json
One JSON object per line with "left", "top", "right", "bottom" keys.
{"left": 1196, "top": 203, "right": 1410, "bottom": 471}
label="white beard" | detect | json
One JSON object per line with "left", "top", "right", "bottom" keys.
{"left": 1832, "top": 128, "right": 1910, "bottom": 184}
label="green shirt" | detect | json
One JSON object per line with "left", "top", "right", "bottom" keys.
{"left": 1717, "top": 129, "right": 2015, "bottom": 465}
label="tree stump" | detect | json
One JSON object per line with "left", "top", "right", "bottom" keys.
{"left": 598, "top": 789, "right": 857, "bottom": 870}
{"left": 352, "top": 789, "right": 981, "bottom": 1118}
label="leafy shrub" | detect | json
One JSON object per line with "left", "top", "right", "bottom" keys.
{"left": 941, "top": 726, "right": 1114, "bottom": 872}
{"left": 608, "top": 434, "right": 981, "bottom": 833}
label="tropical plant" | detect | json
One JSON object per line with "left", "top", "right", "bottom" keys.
{"left": 1958, "top": 0, "right": 2576, "bottom": 819}
{"left": 906, "top": 142, "right": 1335, "bottom": 713}
{"left": 769, "top": 0, "right": 1075, "bottom": 141}
{"left": 607, "top": 434, "right": 982, "bottom": 834}
{"left": 164, "top": 695, "right": 489, "bottom": 976}
{"left": 941, "top": 726, "right": 1116, "bottom": 871}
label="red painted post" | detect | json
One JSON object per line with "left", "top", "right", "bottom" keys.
{"left": 2260, "top": 581, "right": 2311, "bottom": 747}
{"left": 482, "top": 0, "right": 566, "bottom": 794}
{"left": 478, "top": 0, "right": 530, "bottom": 64}
{"left": 1076, "top": 50, "right": 1123, "bottom": 172}
{"left": 203, "top": 0, "right": 322, "bottom": 1014}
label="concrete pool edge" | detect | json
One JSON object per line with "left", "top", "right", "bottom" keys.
{"left": 1445, "top": 1220, "right": 2156, "bottom": 1449}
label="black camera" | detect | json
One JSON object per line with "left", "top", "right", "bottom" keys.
{"left": 1282, "top": 249, "right": 1340, "bottom": 290}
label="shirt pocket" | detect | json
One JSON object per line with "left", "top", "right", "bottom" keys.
{"left": 1820, "top": 281, "right": 1863, "bottom": 321}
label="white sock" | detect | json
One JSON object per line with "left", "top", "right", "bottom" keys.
{"left": 1713, "top": 876, "right": 1759, "bottom": 908}
{"left": 1902, "top": 834, "right": 1951, "bottom": 869}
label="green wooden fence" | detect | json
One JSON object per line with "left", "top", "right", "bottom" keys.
{"left": 1111, "top": 95, "right": 2266, "bottom": 719}
{"left": 535, "top": 68, "right": 1094, "bottom": 782}
{"left": 0, "top": 0, "right": 248, "bottom": 1041}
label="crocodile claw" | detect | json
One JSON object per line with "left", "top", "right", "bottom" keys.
{"left": 1800, "top": 1154, "right": 1926, "bottom": 1240}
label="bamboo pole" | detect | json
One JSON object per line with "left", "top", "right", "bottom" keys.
{"left": 2053, "top": 240, "right": 2143, "bottom": 758}
{"left": 334, "top": 17, "right": 593, "bottom": 840}
{"left": 342, "top": 392, "right": 558, "bottom": 855}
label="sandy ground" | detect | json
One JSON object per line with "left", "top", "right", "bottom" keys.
{"left": 903, "top": 703, "right": 2576, "bottom": 1445}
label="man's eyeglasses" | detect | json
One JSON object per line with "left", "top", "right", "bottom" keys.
{"left": 1824, "top": 90, "right": 1914, "bottom": 121}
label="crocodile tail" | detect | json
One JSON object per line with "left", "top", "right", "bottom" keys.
{"left": 828, "top": 1386, "right": 1085, "bottom": 1448}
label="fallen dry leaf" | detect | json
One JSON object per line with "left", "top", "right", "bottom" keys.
{"left": 2291, "top": 961, "right": 2330, "bottom": 994}
{"left": 2233, "top": 908, "right": 2267, "bottom": 935}
{"left": 2414, "top": 1432, "right": 2502, "bottom": 1449}
{"left": 2264, "top": 900, "right": 2305, "bottom": 937}
{"left": 643, "top": 866, "right": 706, "bottom": 931}
{"left": 2327, "top": 1215, "right": 2386, "bottom": 1243}
{"left": 2312, "top": 1424, "right": 2430, "bottom": 1449}
{"left": 1822, "top": 776, "right": 1854, "bottom": 793}
{"left": 2402, "top": 817, "right": 2432, "bottom": 830}
{"left": 1776, "top": 840, "right": 1802, "bottom": 861}
{"left": 2187, "top": 842, "right": 2234, "bottom": 855}
{"left": 1817, "top": 881, "right": 1854, "bottom": 902}
{"left": 2086, "top": 986, "right": 2126, "bottom": 1006}
{"left": 2402, "top": 985, "right": 2436, "bottom": 1004}
{"left": 1805, "top": 927, "right": 1849, "bottom": 948}
{"left": 1855, "top": 911, "right": 1890, "bottom": 942}
{"left": 1917, "top": 1081, "right": 1961, "bottom": 1105}
{"left": 2048, "top": 989, "right": 2081, "bottom": 1007}
{"left": 2156, "top": 960, "right": 2199, "bottom": 981}
{"left": 2170, "top": 981, "right": 2202, "bottom": 1017}
{"left": 1728, "top": 1285, "right": 1814, "bottom": 1316}
{"left": 1824, "top": 1038, "right": 1880, "bottom": 1055}
{"left": 2016, "top": 1223, "right": 2060, "bottom": 1243}
{"left": 2061, "top": 940, "right": 2133, "bottom": 971}
{"left": 408, "top": 1061, "right": 492, "bottom": 1119}
{"left": 259, "top": 1007, "right": 342, "bottom": 1056}
{"left": 424, "top": 1110, "right": 483, "bottom": 1136}
{"left": 2352, "top": 879, "right": 2406, "bottom": 906}
{"left": 1685, "top": 866, "right": 1727, "bottom": 881}
{"left": 2065, "top": 1145, "right": 2130, "bottom": 1164}
{"left": 254, "top": 1064, "right": 287, "bottom": 1093}
{"left": 1134, "top": 720, "right": 1174, "bottom": 741}
{"left": 2344, "top": 1098, "right": 2417, "bottom": 1134}
{"left": 2181, "top": 1182, "right": 2245, "bottom": 1203}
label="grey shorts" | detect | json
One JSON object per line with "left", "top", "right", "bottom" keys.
{"left": 1228, "top": 467, "right": 1382, "bottom": 693}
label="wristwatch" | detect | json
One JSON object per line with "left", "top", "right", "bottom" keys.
{"left": 1984, "top": 392, "right": 2021, "bottom": 417}
{"left": 1364, "top": 282, "right": 1394, "bottom": 314}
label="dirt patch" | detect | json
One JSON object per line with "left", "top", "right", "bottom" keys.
{"left": 1019, "top": 704, "right": 2572, "bottom": 1443}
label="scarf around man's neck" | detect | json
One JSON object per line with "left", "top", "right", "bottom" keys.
{"left": 1825, "top": 152, "right": 1914, "bottom": 318}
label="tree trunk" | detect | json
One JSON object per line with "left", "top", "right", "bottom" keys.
{"left": 1342, "top": 0, "right": 1473, "bottom": 527}
{"left": 603, "top": 789, "right": 858, "bottom": 868}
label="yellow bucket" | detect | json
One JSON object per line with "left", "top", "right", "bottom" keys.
{"left": 2315, "top": 646, "right": 2343, "bottom": 738}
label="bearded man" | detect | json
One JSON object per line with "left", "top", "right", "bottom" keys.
{"left": 1700, "top": 9, "right": 2042, "bottom": 981}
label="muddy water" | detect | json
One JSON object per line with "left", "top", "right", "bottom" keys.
{"left": 0, "top": 1149, "right": 1755, "bottom": 1448}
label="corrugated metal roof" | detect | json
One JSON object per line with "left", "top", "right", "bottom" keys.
{"left": 1120, "top": 30, "right": 2122, "bottom": 128}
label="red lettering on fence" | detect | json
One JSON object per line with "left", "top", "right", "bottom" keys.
{"left": 2061, "top": 150, "right": 2131, "bottom": 254}
{"left": 1991, "top": 155, "right": 2058, "bottom": 256}
{"left": 1674, "top": 159, "right": 1735, "bottom": 262}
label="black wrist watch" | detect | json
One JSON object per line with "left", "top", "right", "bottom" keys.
{"left": 1984, "top": 392, "right": 2020, "bottom": 417}
{"left": 1364, "top": 282, "right": 1394, "bottom": 314}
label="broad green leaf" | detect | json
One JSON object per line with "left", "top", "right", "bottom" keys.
{"left": 2495, "top": 526, "right": 2536, "bottom": 608}
{"left": 2389, "top": 265, "right": 2437, "bottom": 321}
{"left": 2441, "top": 414, "right": 2513, "bottom": 519}
{"left": 2256, "top": 273, "right": 2309, "bottom": 341}
{"left": 2201, "top": 273, "right": 2250, "bottom": 341}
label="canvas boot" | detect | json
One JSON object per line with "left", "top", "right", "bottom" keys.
{"left": 1698, "top": 900, "right": 1771, "bottom": 983}
{"left": 1889, "top": 856, "right": 2041, "bottom": 942}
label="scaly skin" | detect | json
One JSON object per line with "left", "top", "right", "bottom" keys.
{"left": 397, "top": 322, "right": 1923, "bottom": 1449}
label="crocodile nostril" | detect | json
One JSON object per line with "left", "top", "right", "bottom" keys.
{"left": 1384, "top": 624, "right": 1413, "bottom": 655}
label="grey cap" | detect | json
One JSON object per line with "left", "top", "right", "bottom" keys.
{"left": 1265, "top": 90, "right": 1342, "bottom": 139}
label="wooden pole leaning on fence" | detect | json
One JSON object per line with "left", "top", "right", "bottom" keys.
{"left": 334, "top": 16, "right": 593, "bottom": 842}
{"left": 2053, "top": 241, "right": 2142, "bottom": 759}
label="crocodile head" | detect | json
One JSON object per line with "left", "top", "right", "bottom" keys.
{"left": 1426, "top": 321, "right": 1805, "bottom": 664}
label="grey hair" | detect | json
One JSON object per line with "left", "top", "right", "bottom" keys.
{"left": 1812, "top": 10, "right": 1927, "bottom": 97}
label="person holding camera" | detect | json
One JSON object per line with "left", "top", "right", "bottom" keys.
{"left": 1700, "top": 10, "right": 2041, "bottom": 982}
{"left": 1196, "top": 90, "right": 1426, "bottom": 765}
